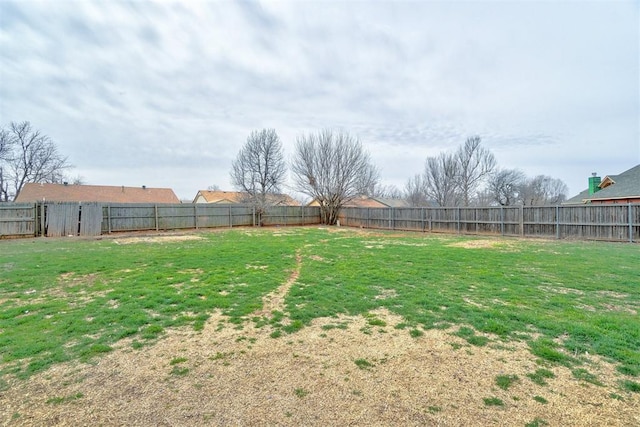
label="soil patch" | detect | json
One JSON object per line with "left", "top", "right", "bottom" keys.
{"left": 1, "top": 310, "right": 637, "bottom": 426}
{"left": 113, "top": 235, "right": 204, "bottom": 245}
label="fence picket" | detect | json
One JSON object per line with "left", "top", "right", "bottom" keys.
{"left": 1, "top": 202, "right": 638, "bottom": 242}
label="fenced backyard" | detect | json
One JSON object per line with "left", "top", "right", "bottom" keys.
{"left": 1, "top": 202, "right": 639, "bottom": 242}
{"left": 1, "top": 227, "right": 639, "bottom": 425}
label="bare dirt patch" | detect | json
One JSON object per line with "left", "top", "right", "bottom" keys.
{"left": 113, "top": 235, "right": 204, "bottom": 245}
{"left": 253, "top": 250, "right": 302, "bottom": 318}
{"left": 447, "top": 239, "right": 509, "bottom": 249}
{"left": 1, "top": 310, "right": 638, "bottom": 426}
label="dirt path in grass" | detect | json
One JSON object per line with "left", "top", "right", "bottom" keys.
{"left": 253, "top": 249, "right": 302, "bottom": 319}
{"left": 1, "top": 309, "right": 638, "bottom": 427}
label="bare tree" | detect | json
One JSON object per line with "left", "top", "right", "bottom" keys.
{"left": 487, "top": 168, "right": 526, "bottom": 206}
{"left": 230, "top": 129, "right": 287, "bottom": 218}
{"left": 424, "top": 152, "right": 460, "bottom": 207}
{"left": 207, "top": 184, "right": 221, "bottom": 191}
{"left": 361, "top": 181, "right": 402, "bottom": 199}
{"left": 354, "top": 165, "right": 382, "bottom": 197}
{"left": 0, "top": 121, "right": 71, "bottom": 201}
{"left": 455, "top": 136, "right": 496, "bottom": 206}
{"left": 69, "top": 175, "right": 85, "bottom": 185}
{"left": 291, "top": 129, "right": 378, "bottom": 225}
{"left": 404, "top": 173, "right": 429, "bottom": 207}
{"left": 519, "top": 175, "right": 568, "bottom": 206}
{"left": 0, "top": 128, "right": 11, "bottom": 201}
{"left": 372, "top": 184, "right": 403, "bottom": 199}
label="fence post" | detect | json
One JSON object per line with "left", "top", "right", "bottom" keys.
{"left": 41, "top": 202, "right": 46, "bottom": 237}
{"left": 33, "top": 202, "right": 38, "bottom": 237}
{"left": 107, "top": 204, "right": 111, "bottom": 234}
{"left": 519, "top": 205, "right": 524, "bottom": 237}
{"left": 457, "top": 207, "right": 461, "bottom": 234}
{"left": 500, "top": 206, "right": 504, "bottom": 236}
{"left": 367, "top": 208, "right": 370, "bottom": 229}
{"left": 301, "top": 206, "right": 304, "bottom": 226}
{"left": 421, "top": 207, "right": 425, "bottom": 232}
{"left": 629, "top": 203, "right": 633, "bottom": 243}
{"left": 194, "top": 204, "right": 198, "bottom": 229}
{"left": 556, "top": 205, "right": 560, "bottom": 239}
{"left": 154, "top": 204, "right": 159, "bottom": 231}
{"left": 229, "top": 205, "right": 232, "bottom": 228}
{"left": 388, "top": 208, "right": 392, "bottom": 230}
{"left": 475, "top": 208, "right": 478, "bottom": 234}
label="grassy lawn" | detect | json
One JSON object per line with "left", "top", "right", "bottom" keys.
{"left": 1, "top": 226, "right": 638, "bottom": 391}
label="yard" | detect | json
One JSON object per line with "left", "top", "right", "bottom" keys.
{"left": 0, "top": 227, "right": 638, "bottom": 426}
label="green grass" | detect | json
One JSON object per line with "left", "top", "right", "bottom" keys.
{"left": 409, "top": 328, "right": 424, "bottom": 338}
{"left": 46, "top": 392, "right": 84, "bottom": 404}
{"left": 1, "top": 227, "right": 639, "bottom": 385}
{"left": 170, "top": 366, "right": 189, "bottom": 376}
{"left": 170, "top": 357, "right": 188, "bottom": 365}
{"left": 495, "top": 374, "right": 519, "bottom": 390}
{"left": 454, "top": 326, "right": 489, "bottom": 347}
{"left": 571, "top": 368, "right": 603, "bottom": 386}
{"left": 483, "top": 397, "right": 504, "bottom": 406}
{"left": 294, "top": 387, "right": 309, "bottom": 398}
{"left": 620, "top": 380, "right": 640, "bottom": 393}
{"left": 527, "top": 368, "right": 556, "bottom": 386}
{"left": 533, "top": 395, "right": 548, "bottom": 404}
{"left": 525, "top": 418, "right": 548, "bottom": 427}
{"left": 354, "top": 358, "right": 374, "bottom": 369}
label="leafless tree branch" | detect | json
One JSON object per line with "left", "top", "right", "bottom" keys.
{"left": 230, "top": 128, "right": 287, "bottom": 219}
{"left": 291, "top": 129, "right": 378, "bottom": 225}
{"left": 0, "top": 121, "right": 71, "bottom": 201}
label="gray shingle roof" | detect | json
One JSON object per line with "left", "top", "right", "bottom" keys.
{"left": 564, "top": 164, "right": 640, "bottom": 204}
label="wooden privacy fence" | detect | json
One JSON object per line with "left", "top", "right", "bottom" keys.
{"left": 338, "top": 204, "right": 640, "bottom": 243}
{"left": 103, "top": 204, "right": 320, "bottom": 233}
{"left": 1, "top": 202, "right": 639, "bottom": 242}
{"left": 0, "top": 203, "right": 36, "bottom": 238}
{"left": 0, "top": 202, "right": 321, "bottom": 238}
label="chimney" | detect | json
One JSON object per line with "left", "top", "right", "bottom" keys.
{"left": 588, "top": 172, "right": 601, "bottom": 195}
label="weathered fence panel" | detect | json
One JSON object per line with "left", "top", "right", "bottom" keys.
{"left": 2, "top": 201, "right": 638, "bottom": 242}
{"left": 99, "top": 203, "right": 318, "bottom": 233}
{"left": 103, "top": 204, "right": 157, "bottom": 233}
{"left": 0, "top": 203, "right": 36, "bottom": 237}
{"left": 259, "top": 206, "right": 319, "bottom": 226}
{"left": 79, "top": 203, "right": 103, "bottom": 236}
{"left": 46, "top": 203, "right": 80, "bottom": 237}
{"left": 338, "top": 204, "right": 640, "bottom": 243}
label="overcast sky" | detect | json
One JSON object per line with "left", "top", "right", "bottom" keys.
{"left": 1, "top": 0, "right": 638, "bottom": 201}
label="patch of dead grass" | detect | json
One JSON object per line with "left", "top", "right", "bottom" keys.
{"left": 1, "top": 310, "right": 638, "bottom": 426}
{"left": 114, "top": 235, "right": 203, "bottom": 245}
{"left": 447, "top": 239, "right": 510, "bottom": 249}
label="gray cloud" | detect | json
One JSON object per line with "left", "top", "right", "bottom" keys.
{"left": 1, "top": 0, "right": 637, "bottom": 199}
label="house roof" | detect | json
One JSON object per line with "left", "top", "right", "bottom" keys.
{"left": 343, "top": 196, "right": 388, "bottom": 208}
{"left": 310, "top": 195, "right": 409, "bottom": 208}
{"left": 564, "top": 164, "right": 640, "bottom": 204}
{"left": 15, "top": 183, "right": 180, "bottom": 204}
{"left": 374, "top": 197, "right": 410, "bottom": 208}
{"left": 193, "top": 190, "right": 300, "bottom": 206}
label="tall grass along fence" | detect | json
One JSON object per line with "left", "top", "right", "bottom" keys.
{"left": 338, "top": 204, "right": 640, "bottom": 243}
{"left": 1, "top": 202, "right": 639, "bottom": 243}
{"left": 0, "top": 202, "right": 321, "bottom": 238}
